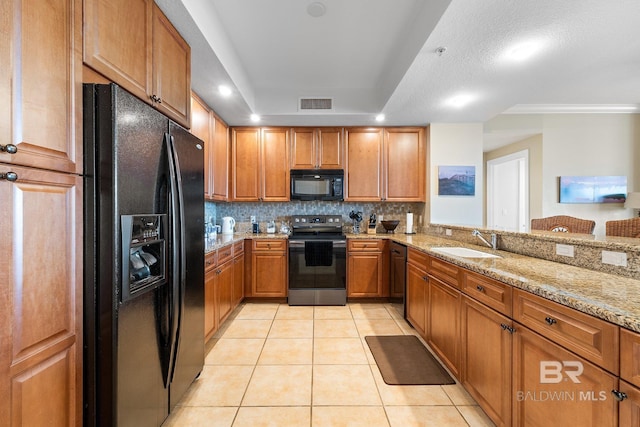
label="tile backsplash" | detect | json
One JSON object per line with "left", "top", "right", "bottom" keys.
{"left": 206, "top": 201, "right": 425, "bottom": 234}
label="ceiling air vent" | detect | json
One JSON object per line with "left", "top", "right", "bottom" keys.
{"left": 299, "top": 97, "right": 333, "bottom": 111}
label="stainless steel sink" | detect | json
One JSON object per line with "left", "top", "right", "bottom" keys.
{"left": 430, "top": 247, "right": 500, "bottom": 259}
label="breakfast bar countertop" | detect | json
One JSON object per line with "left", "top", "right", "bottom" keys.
{"left": 347, "top": 232, "right": 640, "bottom": 333}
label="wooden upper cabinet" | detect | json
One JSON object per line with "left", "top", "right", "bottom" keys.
{"left": 232, "top": 128, "right": 261, "bottom": 201}
{"left": 291, "top": 128, "right": 342, "bottom": 169}
{"left": 261, "top": 128, "right": 289, "bottom": 201}
{"left": 344, "top": 128, "right": 383, "bottom": 201}
{"left": 344, "top": 127, "right": 425, "bottom": 202}
{"left": 151, "top": 4, "right": 191, "bottom": 127}
{"left": 1, "top": 0, "right": 83, "bottom": 174}
{"left": 384, "top": 127, "right": 425, "bottom": 201}
{"left": 211, "top": 115, "right": 229, "bottom": 201}
{"left": 190, "top": 93, "right": 212, "bottom": 196}
{"left": 231, "top": 127, "right": 289, "bottom": 202}
{"left": 83, "top": 0, "right": 191, "bottom": 127}
{"left": 83, "top": 0, "right": 152, "bottom": 102}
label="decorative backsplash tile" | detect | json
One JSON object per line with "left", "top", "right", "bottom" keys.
{"left": 206, "top": 201, "right": 425, "bottom": 234}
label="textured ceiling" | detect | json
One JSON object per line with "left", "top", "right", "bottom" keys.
{"left": 155, "top": 0, "right": 640, "bottom": 147}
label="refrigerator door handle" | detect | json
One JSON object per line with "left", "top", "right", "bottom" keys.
{"left": 166, "top": 133, "right": 187, "bottom": 385}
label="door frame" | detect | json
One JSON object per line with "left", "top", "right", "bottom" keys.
{"left": 487, "top": 149, "right": 529, "bottom": 232}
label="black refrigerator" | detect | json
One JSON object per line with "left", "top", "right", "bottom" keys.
{"left": 83, "top": 84, "right": 204, "bottom": 426}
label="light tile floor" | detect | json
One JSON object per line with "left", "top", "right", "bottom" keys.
{"left": 164, "top": 302, "right": 495, "bottom": 427}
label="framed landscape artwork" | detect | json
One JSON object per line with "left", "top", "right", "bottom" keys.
{"left": 559, "top": 175, "right": 627, "bottom": 203}
{"left": 438, "top": 165, "right": 475, "bottom": 196}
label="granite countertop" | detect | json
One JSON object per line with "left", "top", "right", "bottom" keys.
{"left": 347, "top": 232, "right": 640, "bottom": 333}
{"left": 205, "top": 232, "right": 289, "bottom": 254}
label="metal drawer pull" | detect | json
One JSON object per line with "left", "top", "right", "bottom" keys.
{"left": 0, "top": 144, "right": 17, "bottom": 154}
{"left": 611, "top": 390, "right": 628, "bottom": 401}
{"left": 545, "top": 317, "right": 557, "bottom": 326}
{"left": 476, "top": 285, "right": 485, "bottom": 292}
{"left": 0, "top": 172, "right": 18, "bottom": 182}
{"left": 500, "top": 323, "right": 515, "bottom": 334}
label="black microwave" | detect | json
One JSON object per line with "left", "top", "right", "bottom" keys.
{"left": 290, "top": 169, "right": 344, "bottom": 201}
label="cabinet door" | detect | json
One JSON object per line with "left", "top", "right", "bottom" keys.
{"left": 211, "top": 115, "right": 229, "bottom": 201}
{"left": 347, "top": 253, "right": 383, "bottom": 297}
{"left": 291, "top": 128, "right": 316, "bottom": 169}
{"left": 461, "top": 296, "right": 512, "bottom": 427}
{"left": 216, "top": 260, "right": 234, "bottom": 324}
{"left": 151, "top": 4, "right": 191, "bottom": 127}
{"left": 384, "top": 128, "right": 425, "bottom": 201}
{"left": 2, "top": 0, "right": 83, "bottom": 174}
{"left": 232, "top": 128, "right": 260, "bottom": 201}
{"left": 406, "top": 263, "right": 428, "bottom": 337}
{"left": 317, "top": 128, "right": 342, "bottom": 168}
{"left": 233, "top": 253, "right": 245, "bottom": 307}
{"left": 261, "top": 128, "right": 290, "bottom": 201}
{"left": 252, "top": 252, "right": 287, "bottom": 297}
{"left": 191, "top": 94, "right": 212, "bottom": 197}
{"left": 619, "top": 381, "right": 640, "bottom": 427}
{"left": 512, "top": 326, "right": 618, "bottom": 427}
{"left": 204, "top": 267, "right": 217, "bottom": 340}
{"left": 0, "top": 165, "right": 82, "bottom": 426}
{"left": 427, "top": 276, "right": 461, "bottom": 378}
{"left": 621, "top": 328, "right": 640, "bottom": 388}
{"left": 83, "top": 0, "right": 152, "bottom": 105}
{"left": 345, "top": 128, "right": 383, "bottom": 201}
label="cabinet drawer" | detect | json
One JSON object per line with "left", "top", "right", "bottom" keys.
{"left": 513, "top": 289, "right": 619, "bottom": 373}
{"left": 205, "top": 251, "right": 217, "bottom": 272}
{"left": 621, "top": 328, "right": 640, "bottom": 388}
{"left": 428, "top": 256, "right": 461, "bottom": 289}
{"left": 408, "top": 247, "right": 429, "bottom": 269}
{"left": 347, "top": 239, "right": 385, "bottom": 252}
{"left": 252, "top": 239, "right": 287, "bottom": 252}
{"left": 217, "top": 244, "right": 234, "bottom": 265}
{"left": 233, "top": 240, "right": 245, "bottom": 256}
{"left": 462, "top": 271, "right": 512, "bottom": 316}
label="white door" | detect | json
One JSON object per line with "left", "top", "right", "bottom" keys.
{"left": 487, "top": 150, "right": 529, "bottom": 232}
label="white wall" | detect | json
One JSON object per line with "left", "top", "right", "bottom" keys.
{"left": 541, "top": 114, "right": 640, "bottom": 236}
{"left": 428, "top": 123, "right": 484, "bottom": 226}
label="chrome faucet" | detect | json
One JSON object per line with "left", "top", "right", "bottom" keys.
{"left": 472, "top": 229, "right": 497, "bottom": 250}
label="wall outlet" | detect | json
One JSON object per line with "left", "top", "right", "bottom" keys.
{"left": 556, "top": 244, "right": 575, "bottom": 257}
{"left": 250, "top": 215, "right": 256, "bottom": 223}
{"left": 378, "top": 215, "right": 384, "bottom": 222}
{"left": 602, "top": 250, "right": 627, "bottom": 267}
{"left": 445, "top": 228, "right": 453, "bottom": 236}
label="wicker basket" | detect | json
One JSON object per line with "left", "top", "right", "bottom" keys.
{"left": 530, "top": 215, "right": 595, "bottom": 234}
{"left": 605, "top": 217, "right": 640, "bottom": 238}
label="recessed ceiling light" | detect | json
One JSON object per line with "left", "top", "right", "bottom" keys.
{"left": 504, "top": 41, "right": 542, "bottom": 61}
{"left": 307, "top": 2, "right": 326, "bottom": 18}
{"left": 218, "top": 85, "right": 232, "bottom": 97}
{"left": 448, "top": 94, "right": 475, "bottom": 108}
{"left": 375, "top": 114, "right": 385, "bottom": 122}
{"left": 250, "top": 114, "right": 261, "bottom": 122}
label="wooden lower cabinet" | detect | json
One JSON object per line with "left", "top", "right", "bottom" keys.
{"left": 216, "top": 259, "right": 234, "bottom": 325}
{"left": 461, "top": 296, "right": 512, "bottom": 427}
{"left": 512, "top": 325, "right": 618, "bottom": 427}
{"left": 233, "top": 252, "right": 245, "bottom": 306}
{"left": 427, "top": 275, "right": 461, "bottom": 378}
{"left": 251, "top": 240, "right": 287, "bottom": 297}
{"left": 204, "top": 252, "right": 217, "bottom": 340}
{"left": 619, "top": 380, "right": 640, "bottom": 427}
{"left": 406, "top": 262, "right": 428, "bottom": 337}
{"left": 347, "top": 239, "right": 388, "bottom": 297}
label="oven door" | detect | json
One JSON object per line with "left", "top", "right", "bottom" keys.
{"left": 288, "top": 240, "right": 346, "bottom": 290}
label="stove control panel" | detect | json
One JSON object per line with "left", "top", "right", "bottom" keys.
{"left": 291, "top": 215, "right": 342, "bottom": 226}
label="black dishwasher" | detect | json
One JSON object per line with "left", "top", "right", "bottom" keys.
{"left": 389, "top": 241, "right": 407, "bottom": 317}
